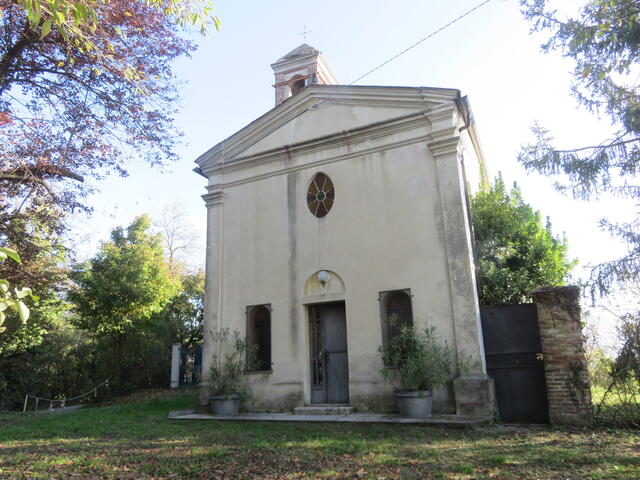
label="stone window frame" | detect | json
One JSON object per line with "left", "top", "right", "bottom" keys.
{"left": 245, "top": 304, "right": 273, "bottom": 373}
{"left": 306, "top": 172, "right": 335, "bottom": 218}
{"left": 378, "top": 289, "right": 414, "bottom": 344}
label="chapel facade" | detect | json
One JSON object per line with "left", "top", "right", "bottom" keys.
{"left": 195, "top": 45, "right": 495, "bottom": 416}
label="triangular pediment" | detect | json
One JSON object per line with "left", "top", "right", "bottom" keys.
{"left": 195, "top": 85, "right": 460, "bottom": 172}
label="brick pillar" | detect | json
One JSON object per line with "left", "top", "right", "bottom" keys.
{"left": 531, "top": 286, "right": 592, "bottom": 425}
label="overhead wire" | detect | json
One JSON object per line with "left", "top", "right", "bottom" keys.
{"left": 349, "top": 0, "right": 494, "bottom": 85}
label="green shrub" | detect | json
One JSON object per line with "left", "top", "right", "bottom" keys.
{"left": 209, "top": 328, "right": 254, "bottom": 396}
{"left": 378, "top": 322, "right": 452, "bottom": 391}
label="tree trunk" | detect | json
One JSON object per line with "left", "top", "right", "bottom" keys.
{"left": 0, "top": 26, "right": 34, "bottom": 95}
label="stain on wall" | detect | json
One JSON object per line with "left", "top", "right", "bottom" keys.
{"left": 287, "top": 169, "right": 299, "bottom": 357}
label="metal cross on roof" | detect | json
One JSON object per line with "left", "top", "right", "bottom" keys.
{"left": 298, "top": 25, "right": 312, "bottom": 42}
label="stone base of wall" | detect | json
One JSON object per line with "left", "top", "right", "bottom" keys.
{"left": 197, "top": 381, "right": 305, "bottom": 414}
{"left": 244, "top": 391, "right": 304, "bottom": 413}
{"left": 453, "top": 374, "right": 497, "bottom": 418}
{"left": 350, "top": 382, "right": 457, "bottom": 414}
{"left": 196, "top": 383, "right": 211, "bottom": 413}
{"left": 350, "top": 392, "right": 396, "bottom": 414}
{"left": 198, "top": 379, "right": 490, "bottom": 416}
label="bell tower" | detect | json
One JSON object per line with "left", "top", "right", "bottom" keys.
{"left": 271, "top": 44, "right": 338, "bottom": 106}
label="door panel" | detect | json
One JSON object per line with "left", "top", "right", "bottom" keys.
{"left": 481, "top": 304, "right": 549, "bottom": 422}
{"left": 326, "top": 352, "right": 349, "bottom": 403}
{"left": 309, "top": 302, "right": 349, "bottom": 404}
{"left": 324, "top": 305, "right": 348, "bottom": 352}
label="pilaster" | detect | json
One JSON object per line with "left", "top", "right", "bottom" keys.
{"left": 430, "top": 131, "right": 495, "bottom": 419}
{"left": 197, "top": 188, "right": 226, "bottom": 412}
{"left": 431, "top": 136, "right": 485, "bottom": 373}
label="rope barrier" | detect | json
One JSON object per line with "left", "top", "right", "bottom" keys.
{"left": 23, "top": 377, "right": 111, "bottom": 412}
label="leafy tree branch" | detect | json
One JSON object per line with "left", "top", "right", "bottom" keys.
{"left": 519, "top": 0, "right": 640, "bottom": 295}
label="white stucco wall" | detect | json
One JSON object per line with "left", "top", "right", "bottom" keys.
{"left": 197, "top": 85, "right": 487, "bottom": 413}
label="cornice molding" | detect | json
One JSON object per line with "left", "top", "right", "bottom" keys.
{"left": 206, "top": 109, "right": 433, "bottom": 177}
{"left": 195, "top": 85, "right": 460, "bottom": 173}
{"left": 200, "top": 105, "right": 466, "bottom": 189}
{"left": 427, "top": 109, "right": 464, "bottom": 160}
{"left": 272, "top": 55, "right": 318, "bottom": 74}
{"left": 428, "top": 136, "right": 463, "bottom": 160}
{"left": 212, "top": 130, "right": 433, "bottom": 190}
{"left": 202, "top": 189, "right": 226, "bottom": 208}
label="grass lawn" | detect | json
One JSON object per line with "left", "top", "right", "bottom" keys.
{"left": 0, "top": 392, "right": 639, "bottom": 479}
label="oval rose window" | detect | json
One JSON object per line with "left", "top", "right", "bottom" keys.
{"left": 307, "top": 173, "right": 334, "bottom": 218}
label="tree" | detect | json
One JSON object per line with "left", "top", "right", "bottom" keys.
{"left": 0, "top": 297, "right": 95, "bottom": 410}
{"left": 596, "top": 281, "right": 640, "bottom": 385}
{"left": 161, "top": 270, "right": 204, "bottom": 347}
{"left": 519, "top": 0, "right": 640, "bottom": 296}
{"left": 0, "top": 240, "right": 74, "bottom": 411}
{"left": 0, "top": 209, "right": 77, "bottom": 387}
{"left": 613, "top": 311, "right": 640, "bottom": 383}
{"left": 154, "top": 202, "right": 202, "bottom": 275}
{"left": 0, "top": 0, "right": 215, "bottom": 285}
{"left": 0, "top": 1, "right": 215, "bottom": 401}
{"left": 0, "top": 206, "right": 67, "bottom": 294}
{"left": 69, "top": 215, "right": 179, "bottom": 391}
{"left": 13, "top": 0, "right": 219, "bottom": 53}
{"left": 471, "top": 175, "right": 575, "bottom": 306}
{"left": 0, "top": 247, "right": 33, "bottom": 337}
{"left": 151, "top": 203, "right": 204, "bottom": 346}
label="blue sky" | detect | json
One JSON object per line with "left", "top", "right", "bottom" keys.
{"left": 71, "top": 0, "right": 630, "bottom": 344}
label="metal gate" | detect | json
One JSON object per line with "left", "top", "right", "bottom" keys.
{"left": 179, "top": 344, "right": 202, "bottom": 386}
{"left": 481, "top": 304, "right": 549, "bottom": 422}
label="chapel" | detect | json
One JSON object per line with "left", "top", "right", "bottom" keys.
{"left": 195, "top": 44, "right": 495, "bottom": 416}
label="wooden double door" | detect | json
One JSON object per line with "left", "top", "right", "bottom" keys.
{"left": 309, "top": 302, "right": 349, "bottom": 404}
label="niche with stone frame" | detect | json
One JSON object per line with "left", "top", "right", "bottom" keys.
{"left": 379, "top": 289, "right": 414, "bottom": 343}
{"left": 246, "top": 304, "right": 272, "bottom": 371}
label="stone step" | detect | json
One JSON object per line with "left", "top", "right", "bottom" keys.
{"left": 293, "top": 405, "right": 355, "bottom": 416}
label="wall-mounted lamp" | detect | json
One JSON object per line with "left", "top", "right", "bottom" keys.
{"left": 317, "top": 270, "right": 330, "bottom": 286}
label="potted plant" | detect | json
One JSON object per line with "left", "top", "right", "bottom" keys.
{"left": 209, "top": 328, "right": 254, "bottom": 415}
{"left": 378, "top": 320, "right": 452, "bottom": 418}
